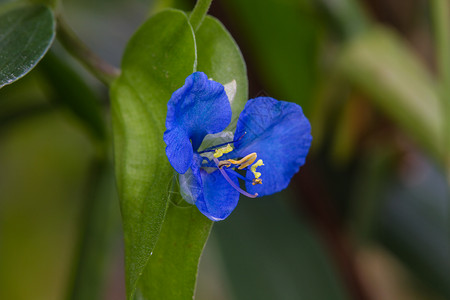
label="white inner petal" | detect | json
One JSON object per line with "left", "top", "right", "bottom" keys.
{"left": 198, "top": 131, "right": 234, "bottom": 153}
{"left": 224, "top": 79, "right": 237, "bottom": 105}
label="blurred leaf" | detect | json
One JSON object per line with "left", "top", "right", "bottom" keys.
{"left": 39, "top": 52, "right": 105, "bottom": 141}
{"left": 137, "top": 200, "right": 212, "bottom": 299}
{"left": 378, "top": 160, "right": 450, "bottom": 298}
{"left": 431, "top": 1, "right": 450, "bottom": 182}
{"left": 27, "top": 0, "right": 58, "bottom": 9}
{"left": 0, "top": 110, "right": 95, "bottom": 300}
{"left": 331, "top": 95, "right": 373, "bottom": 166}
{"left": 308, "top": 73, "right": 347, "bottom": 152}
{"left": 196, "top": 15, "right": 248, "bottom": 130}
{"left": 313, "top": 0, "right": 368, "bottom": 39}
{"left": 349, "top": 146, "right": 395, "bottom": 241}
{"left": 66, "top": 162, "right": 121, "bottom": 300}
{"left": 214, "top": 195, "right": 350, "bottom": 300}
{"left": 0, "top": 4, "right": 55, "bottom": 88}
{"left": 339, "top": 27, "right": 445, "bottom": 160}
{"left": 223, "top": 0, "right": 320, "bottom": 113}
{"left": 110, "top": 9, "right": 196, "bottom": 299}
{"left": 0, "top": 68, "right": 52, "bottom": 129}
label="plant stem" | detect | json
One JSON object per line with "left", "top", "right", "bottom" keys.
{"left": 56, "top": 15, "right": 120, "bottom": 86}
{"left": 431, "top": 0, "right": 450, "bottom": 183}
{"left": 189, "top": 0, "right": 212, "bottom": 31}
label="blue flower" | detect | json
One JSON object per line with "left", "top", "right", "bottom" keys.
{"left": 164, "top": 72, "right": 312, "bottom": 221}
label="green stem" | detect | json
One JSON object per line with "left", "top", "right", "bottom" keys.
{"left": 56, "top": 15, "right": 120, "bottom": 86}
{"left": 431, "top": 0, "right": 450, "bottom": 182}
{"left": 189, "top": 0, "right": 212, "bottom": 31}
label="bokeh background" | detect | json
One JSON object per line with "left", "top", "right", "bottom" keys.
{"left": 0, "top": 0, "right": 448, "bottom": 299}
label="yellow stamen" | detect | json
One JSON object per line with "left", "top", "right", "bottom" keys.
{"left": 236, "top": 153, "right": 257, "bottom": 169}
{"left": 213, "top": 144, "right": 233, "bottom": 158}
{"left": 252, "top": 178, "right": 262, "bottom": 185}
{"left": 218, "top": 152, "right": 257, "bottom": 169}
{"left": 250, "top": 159, "right": 264, "bottom": 179}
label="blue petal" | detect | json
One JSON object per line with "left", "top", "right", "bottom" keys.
{"left": 195, "top": 169, "right": 240, "bottom": 221}
{"left": 164, "top": 72, "right": 232, "bottom": 174}
{"left": 164, "top": 127, "right": 193, "bottom": 174}
{"left": 234, "top": 97, "right": 312, "bottom": 196}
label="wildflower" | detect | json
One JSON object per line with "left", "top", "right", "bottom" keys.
{"left": 164, "top": 72, "right": 312, "bottom": 221}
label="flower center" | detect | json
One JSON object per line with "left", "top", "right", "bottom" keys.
{"left": 204, "top": 144, "right": 264, "bottom": 198}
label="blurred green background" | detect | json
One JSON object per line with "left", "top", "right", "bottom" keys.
{"left": 0, "top": 0, "right": 448, "bottom": 299}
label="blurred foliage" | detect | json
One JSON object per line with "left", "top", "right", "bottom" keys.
{"left": 0, "top": 71, "right": 95, "bottom": 299}
{"left": 209, "top": 194, "right": 350, "bottom": 300}
{"left": 39, "top": 52, "right": 106, "bottom": 141}
{"left": 0, "top": 0, "right": 448, "bottom": 300}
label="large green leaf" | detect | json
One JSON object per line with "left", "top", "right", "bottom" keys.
{"left": 137, "top": 200, "right": 212, "bottom": 299}
{"left": 339, "top": 27, "right": 445, "bottom": 160}
{"left": 112, "top": 6, "right": 249, "bottom": 299}
{"left": 133, "top": 14, "right": 248, "bottom": 300}
{"left": 0, "top": 4, "right": 55, "bottom": 88}
{"left": 196, "top": 15, "right": 248, "bottom": 130}
{"left": 111, "top": 9, "right": 196, "bottom": 299}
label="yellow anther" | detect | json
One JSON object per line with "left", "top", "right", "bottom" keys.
{"left": 213, "top": 144, "right": 233, "bottom": 158}
{"left": 218, "top": 152, "right": 257, "bottom": 169}
{"left": 236, "top": 153, "right": 257, "bottom": 169}
{"left": 252, "top": 178, "right": 262, "bottom": 185}
{"left": 250, "top": 159, "right": 264, "bottom": 179}
{"left": 231, "top": 153, "right": 257, "bottom": 168}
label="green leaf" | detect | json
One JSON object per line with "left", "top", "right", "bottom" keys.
{"left": 0, "top": 4, "right": 55, "bottom": 89}
{"left": 112, "top": 6, "right": 249, "bottom": 299}
{"left": 137, "top": 200, "right": 212, "bottom": 299}
{"left": 196, "top": 15, "right": 248, "bottom": 130}
{"left": 110, "top": 9, "right": 196, "bottom": 299}
{"left": 339, "top": 27, "right": 445, "bottom": 160}
{"left": 133, "top": 14, "right": 247, "bottom": 299}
